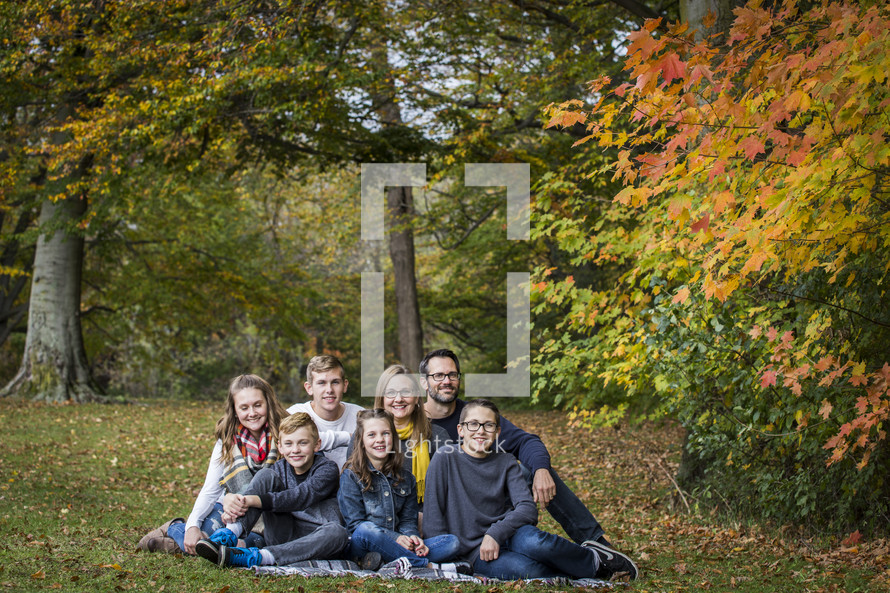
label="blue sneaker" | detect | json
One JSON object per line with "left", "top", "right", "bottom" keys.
{"left": 221, "top": 545, "right": 262, "bottom": 568}
{"left": 208, "top": 528, "right": 237, "bottom": 547}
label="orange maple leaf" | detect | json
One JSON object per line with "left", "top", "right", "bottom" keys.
{"left": 690, "top": 213, "right": 710, "bottom": 234}
{"left": 849, "top": 374, "right": 868, "bottom": 387}
{"left": 815, "top": 356, "right": 834, "bottom": 372}
{"left": 739, "top": 135, "right": 765, "bottom": 159}
{"left": 626, "top": 29, "right": 658, "bottom": 58}
{"left": 659, "top": 52, "right": 687, "bottom": 84}
{"left": 672, "top": 286, "right": 691, "bottom": 304}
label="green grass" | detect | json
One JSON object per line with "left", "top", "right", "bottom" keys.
{"left": 0, "top": 399, "right": 886, "bottom": 593}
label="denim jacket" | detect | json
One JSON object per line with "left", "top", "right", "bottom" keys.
{"left": 338, "top": 465, "right": 420, "bottom": 539}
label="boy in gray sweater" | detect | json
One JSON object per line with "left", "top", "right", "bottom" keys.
{"left": 423, "top": 399, "right": 637, "bottom": 581}
{"left": 195, "top": 413, "right": 348, "bottom": 568}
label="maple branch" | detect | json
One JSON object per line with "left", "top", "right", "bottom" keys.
{"left": 767, "top": 289, "right": 890, "bottom": 329}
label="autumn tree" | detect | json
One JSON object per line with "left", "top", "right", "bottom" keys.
{"left": 2, "top": 0, "right": 680, "bottom": 401}
{"left": 540, "top": 0, "right": 890, "bottom": 528}
{"left": 0, "top": 0, "right": 375, "bottom": 400}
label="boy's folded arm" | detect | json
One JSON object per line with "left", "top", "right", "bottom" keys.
{"left": 260, "top": 459, "right": 340, "bottom": 512}
{"left": 318, "top": 430, "right": 352, "bottom": 451}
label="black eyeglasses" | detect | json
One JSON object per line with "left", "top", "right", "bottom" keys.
{"left": 426, "top": 372, "right": 461, "bottom": 382}
{"left": 460, "top": 420, "right": 498, "bottom": 433}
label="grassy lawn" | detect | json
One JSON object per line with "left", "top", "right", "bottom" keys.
{"left": 0, "top": 399, "right": 886, "bottom": 592}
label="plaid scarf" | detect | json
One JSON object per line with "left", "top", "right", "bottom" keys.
{"left": 235, "top": 423, "right": 270, "bottom": 470}
{"left": 220, "top": 424, "right": 278, "bottom": 493}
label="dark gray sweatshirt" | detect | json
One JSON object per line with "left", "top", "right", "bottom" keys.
{"left": 423, "top": 445, "right": 537, "bottom": 562}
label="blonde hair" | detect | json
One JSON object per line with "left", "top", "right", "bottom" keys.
{"left": 373, "top": 364, "right": 430, "bottom": 448}
{"left": 306, "top": 354, "right": 346, "bottom": 383}
{"left": 344, "top": 409, "right": 405, "bottom": 490}
{"left": 279, "top": 412, "right": 319, "bottom": 442}
{"left": 215, "top": 374, "right": 288, "bottom": 466}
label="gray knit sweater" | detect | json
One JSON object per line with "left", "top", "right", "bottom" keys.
{"left": 423, "top": 446, "right": 537, "bottom": 562}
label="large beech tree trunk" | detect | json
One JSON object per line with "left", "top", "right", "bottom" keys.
{"left": 1, "top": 194, "right": 101, "bottom": 402}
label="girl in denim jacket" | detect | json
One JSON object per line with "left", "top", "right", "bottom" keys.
{"left": 338, "top": 409, "right": 460, "bottom": 570}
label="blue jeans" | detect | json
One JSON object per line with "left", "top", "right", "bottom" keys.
{"left": 520, "top": 464, "right": 605, "bottom": 543}
{"left": 349, "top": 521, "right": 460, "bottom": 568}
{"left": 166, "top": 503, "right": 264, "bottom": 554}
{"left": 473, "top": 524, "right": 599, "bottom": 580}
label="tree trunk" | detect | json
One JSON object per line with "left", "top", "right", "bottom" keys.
{"left": 1, "top": 195, "right": 101, "bottom": 402}
{"left": 372, "top": 45, "right": 424, "bottom": 371}
{"left": 387, "top": 184, "right": 424, "bottom": 371}
{"left": 680, "top": 0, "right": 745, "bottom": 41}
{"left": 674, "top": 0, "right": 743, "bottom": 487}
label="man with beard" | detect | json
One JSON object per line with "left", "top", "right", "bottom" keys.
{"left": 420, "top": 348, "right": 638, "bottom": 579}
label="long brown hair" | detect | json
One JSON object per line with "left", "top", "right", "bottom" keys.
{"left": 373, "top": 364, "right": 430, "bottom": 449}
{"left": 216, "top": 374, "right": 288, "bottom": 466}
{"left": 344, "top": 409, "right": 405, "bottom": 490}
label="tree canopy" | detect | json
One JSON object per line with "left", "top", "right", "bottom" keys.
{"left": 540, "top": 0, "right": 889, "bottom": 529}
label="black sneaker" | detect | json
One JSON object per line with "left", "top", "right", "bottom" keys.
{"left": 359, "top": 551, "right": 382, "bottom": 571}
{"left": 195, "top": 538, "right": 221, "bottom": 565}
{"left": 582, "top": 539, "right": 639, "bottom": 581}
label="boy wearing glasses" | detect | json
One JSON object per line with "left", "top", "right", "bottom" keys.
{"left": 423, "top": 399, "right": 635, "bottom": 581}
{"left": 420, "top": 348, "right": 638, "bottom": 580}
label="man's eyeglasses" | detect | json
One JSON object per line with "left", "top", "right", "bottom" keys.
{"left": 460, "top": 420, "right": 498, "bottom": 433}
{"left": 426, "top": 372, "right": 461, "bottom": 382}
{"left": 383, "top": 389, "right": 416, "bottom": 399}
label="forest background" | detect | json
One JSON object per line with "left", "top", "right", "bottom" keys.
{"left": 1, "top": 0, "right": 888, "bottom": 539}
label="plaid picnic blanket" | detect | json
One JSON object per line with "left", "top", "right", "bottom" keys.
{"left": 253, "top": 557, "right": 615, "bottom": 588}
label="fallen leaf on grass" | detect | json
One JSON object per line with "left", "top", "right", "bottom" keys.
{"left": 842, "top": 530, "right": 862, "bottom": 546}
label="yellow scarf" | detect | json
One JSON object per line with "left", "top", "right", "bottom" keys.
{"left": 397, "top": 422, "right": 429, "bottom": 503}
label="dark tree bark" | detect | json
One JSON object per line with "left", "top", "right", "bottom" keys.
{"left": 372, "top": 45, "right": 424, "bottom": 371}
{"left": 386, "top": 184, "right": 424, "bottom": 371}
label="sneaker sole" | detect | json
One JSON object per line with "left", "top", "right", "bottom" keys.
{"left": 218, "top": 544, "right": 229, "bottom": 567}
{"left": 582, "top": 539, "right": 640, "bottom": 580}
{"left": 195, "top": 539, "right": 220, "bottom": 565}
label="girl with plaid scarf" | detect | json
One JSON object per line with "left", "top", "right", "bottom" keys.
{"left": 138, "top": 374, "right": 288, "bottom": 555}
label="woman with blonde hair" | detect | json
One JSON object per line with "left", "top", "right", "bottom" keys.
{"left": 372, "top": 364, "right": 451, "bottom": 508}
